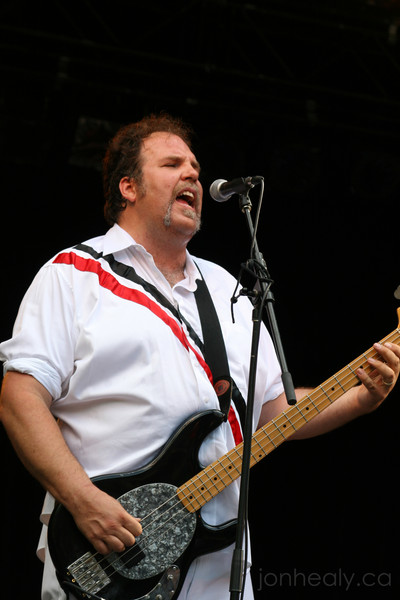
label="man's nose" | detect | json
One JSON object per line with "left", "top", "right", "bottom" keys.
{"left": 182, "top": 161, "right": 199, "bottom": 181}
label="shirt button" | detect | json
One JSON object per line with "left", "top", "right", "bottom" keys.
{"left": 203, "top": 397, "right": 209, "bottom": 404}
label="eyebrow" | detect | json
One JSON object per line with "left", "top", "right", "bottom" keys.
{"left": 164, "top": 155, "right": 201, "bottom": 173}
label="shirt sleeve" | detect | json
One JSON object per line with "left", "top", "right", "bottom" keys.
{"left": 0, "top": 262, "right": 77, "bottom": 400}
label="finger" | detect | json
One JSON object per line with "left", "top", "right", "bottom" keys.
{"left": 91, "top": 536, "right": 117, "bottom": 555}
{"left": 367, "top": 357, "right": 395, "bottom": 386}
{"left": 385, "top": 341, "right": 400, "bottom": 358}
{"left": 88, "top": 519, "right": 142, "bottom": 555}
{"left": 96, "top": 529, "right": 139, "bottom": 555}
{"left": 102, "top": 535, "right": 128, "bottom": 554}
{"left": 357, "top": 367, "right": 377, "bottom": 391}
{"left": 120, "top": 521, "right": 142, "bottom": 548}
{"left": 373, "top": 342, "right": 400, "bottom": 368}
{"left": 123, "top": 515, "right": 142, "bottom": 537}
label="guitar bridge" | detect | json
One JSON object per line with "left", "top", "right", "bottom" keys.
{"left": 68, "top": 551, "right": 111, "bottom": 595}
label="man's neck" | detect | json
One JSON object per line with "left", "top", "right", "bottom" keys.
{"left": 119, "top": 222, "right": 189, "bottom": 287}
{"left": 149, "top": 242, "right": 188, "bottom": 287}
{"left": 158, "top": 264, "right": 186, "bottom": 287}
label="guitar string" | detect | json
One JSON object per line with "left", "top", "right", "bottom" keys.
{"left": 75, "top": 500, "right": 198, "bottom": 591}
{"left": 77, "top": 374, "right": 388, "bottom": 592}
{"left": 74, "top": 328, "right": 400, "bottom": 589}
{"left": 73, "top": 366, "right": 363, "bottom": 590}
{"left": 75, "top": 329, "right": 400, "bottom": 590}
{"left": 73, "top": 330, "right": 400, "bottom": 590}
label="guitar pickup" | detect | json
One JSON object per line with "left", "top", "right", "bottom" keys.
{"left": 117, "top": 542, "right": 145, "bottom": 568}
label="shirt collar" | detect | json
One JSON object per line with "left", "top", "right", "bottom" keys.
{"left": 181, "top": 252, "right": 201, "bottom": 292}
{"left": 102, "top": 223, "right": 137, "bottom": 256}
{"left": 102, "top": 224, "right": 200, "bottom": 291}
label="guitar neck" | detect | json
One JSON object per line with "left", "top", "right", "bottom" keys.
{"left": 177, "top": 312, "right": 400, "bottom": 512}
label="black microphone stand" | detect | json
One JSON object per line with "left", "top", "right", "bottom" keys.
{"left": 229, "top": 186, "right": 296, "bottom": 600}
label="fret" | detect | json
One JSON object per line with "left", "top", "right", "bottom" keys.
{"left": 224, "top": 446, "right": 244, "bottom": 477}
{"left": 332, "top": 374, "right": 346, "bottom": 393}
{"left": 302, "top": 393, "right": 321, "bottom": 414}
{"left": 206, "top": 462, "right": 227, "bottom": 494}
{"left": 347, "top": 363, "right": 358, "bottom": 379}
{"left": 194, "top": 472, "right": 214, "bottom": 503}
{"left": 358, "top": 352, "right": 375, "bottom": 376}
{"left": 259, "top": 419, "right": 292, "bottom": 453}
{"left": 319, "top": 383, "right": 335, "bottom": 404}
{"left": 177, "top": 484, "right": 202, "bottom": 512}
{"left": 345, "top": 366, "right": 360, "bottom": 384}
{"left": 263, "top": 426, "right": 279, "bottom": 448}
{"left": 179, "top": 471, "right": 219, "bottom": 511}
{"left": 192, "top": 466, "right": 219, "bottom": 496}
{"left": 253, "top": 426, "right": 278, "bottom": 456}
{"left": 219, "top": 455, "right": 237, "bottom": 482}
{"left": 292, "top": 402, "right": 310, "bottom": 424}
{"left": 219, "top": 459, "right": 237, "bottom": 486}
{"left": 269, "top": 417, "right": 290, "bottom": 441}
{"left": 200, "top": 465, "right": 221, "bottom": 496}
{"left": 298, "top": 400, "right": 318, "bottom": 422}
{"left": 251, "top": 436, "right": 267, "bottom": 462}
{"left": 284, "top": 411, "right": 297, "bottom": 429}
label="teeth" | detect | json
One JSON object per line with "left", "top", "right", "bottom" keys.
{"left": 177, "top": 190, "right": 195, "bottom": 205}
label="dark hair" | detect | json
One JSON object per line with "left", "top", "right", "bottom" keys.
{"left": 102, "top": 113, "right": 194, "bottom": 225}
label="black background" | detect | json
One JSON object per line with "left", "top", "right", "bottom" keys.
{"left": 1, "top": 1, "right": 399, "bottom": 598}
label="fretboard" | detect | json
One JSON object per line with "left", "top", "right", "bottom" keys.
{"left": 177, "top": 314, "right": 400, "bottom": 512}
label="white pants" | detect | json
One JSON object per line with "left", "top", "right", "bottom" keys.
{"left": 41, "top": 543, "right": 254, "bottom": 600}
{"left": 179, "top": 545, "right": 254, "bottom": 600}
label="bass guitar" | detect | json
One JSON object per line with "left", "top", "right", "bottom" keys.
{"left": 48, "top": 309, "right": 400, "bottom": 600}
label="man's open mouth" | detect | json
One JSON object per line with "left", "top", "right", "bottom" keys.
{"left": 176, "top": 190, "right": 195, "bottom": 207}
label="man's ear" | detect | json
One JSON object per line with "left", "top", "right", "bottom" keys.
{"left": 119, "top": 177, "right": 137, "bottom": 204}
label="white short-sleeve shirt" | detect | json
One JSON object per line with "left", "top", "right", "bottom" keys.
{"left": 0, "top": 223, "right": 284, "bottom": 564}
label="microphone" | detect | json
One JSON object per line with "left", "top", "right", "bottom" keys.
{"left": 209, "top": 176, "right": 263, "bottom": 202}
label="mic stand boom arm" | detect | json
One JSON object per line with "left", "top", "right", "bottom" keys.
{"left": 229, "top": 191, "right": 296, "bottom": 600}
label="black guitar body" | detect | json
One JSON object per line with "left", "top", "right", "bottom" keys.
{"left": 48, "top": 409, "right": 237, "bottom": 600}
